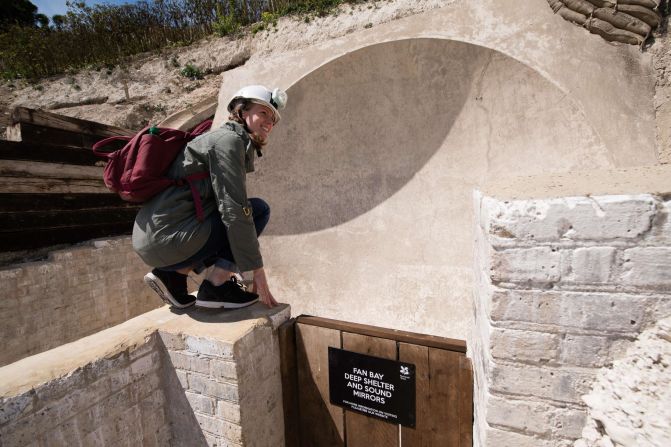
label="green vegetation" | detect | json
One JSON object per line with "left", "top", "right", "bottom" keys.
{"left": 0, "top": 0, "right": 368, "bottom": 81}
{"left": 180, "top": 63, "right": 204, "bottom": 80}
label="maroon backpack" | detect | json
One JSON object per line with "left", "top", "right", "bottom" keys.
{"left": 92, "top": 120, "right": 212, "bottom": 221}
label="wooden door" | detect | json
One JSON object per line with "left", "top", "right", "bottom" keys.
{"left": 279, "top": 316, "right": 473, "bottom": 447}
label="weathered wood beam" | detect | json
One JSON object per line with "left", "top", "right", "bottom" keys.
{"left": 0, "top": 222, "right": 133, "bottom": 251}
{"left": 0, "top": 140, "right": 105, "bottom": 166}
{"left": 0, "top": 159, "right": 102, "bottom": 180}
{"left": 10, "top": 107, "right": 132, "bottom": 137}
{"left": 0, "top": 207, "right": 139, "bottom": 232}
{"left": 0, "top": 193, "right": 132, "bottom": 211}
{"left": 0, "top": 176, "right": 108, "bottom": 194}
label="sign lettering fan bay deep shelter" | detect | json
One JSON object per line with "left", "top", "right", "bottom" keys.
{"left": 328, "top": 347, "right": 416, "bottom": 427}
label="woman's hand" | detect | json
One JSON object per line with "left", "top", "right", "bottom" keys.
{"left": 252, "top": 267, "right": 278, "bottom": 308}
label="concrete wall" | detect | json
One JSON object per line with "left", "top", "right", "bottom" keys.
{"left": 211, "top": 0, "right": 660, "bottom": 341}
{"left": 0, "top": 238, "right": 160, "bottom": 367}
{"left": 0, "top": 305, "right": 289, "bottom": 447}
{"left": 470, "top": 189, "right": 671, "bottom": 446}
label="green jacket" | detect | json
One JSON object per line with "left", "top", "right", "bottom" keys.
{"left": 132, "top": 121, "right": 262, "bottom": 272}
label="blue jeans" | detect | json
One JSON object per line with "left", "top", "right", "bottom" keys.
{"left": 160, "top": 197, "right": 270, "bottom": 273}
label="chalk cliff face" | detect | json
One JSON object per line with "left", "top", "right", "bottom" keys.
{"left": 575, "top": 316, "right": 671, "bottom": 447}
{"left": 0, "top": 0, "right": 449, "bottom": 133}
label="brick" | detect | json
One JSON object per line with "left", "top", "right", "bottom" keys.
{"left": 128, "top": 371, "right": 161, "bottom": 402}
{"left": 486, "top": 426, "right": 573, "bottom": 447}
{"left": 490, "top": 362, "right": 595, "bottom": 404}
{"left": 210, "top": 359, "right": 238, "bottom": 382}
{"left": 620, "top": 247, "right": 671, "bottom": 289}
{"left": 129, "top": 339, "right": 158, "bottom": 361}
{"left": 491, "top": 290, "right": 650, "bottom": 332}
{"left": 558, "top": 334, "right": 630, "bottom": 368}
{"left": 0, "top": 394, "right": 34, "bottom": 425}
{"left": 167, "top": 350, "right": 190, "bottom": 370}
{"left": 186, "top": 391, "right": 215, "bottom": 415}
{"left": 159, "top": 332, "right": 186, "bottom": 351}
{"left": 46, "top": 419, "right": 84, "bottom": 447}
{"left": 490, "top": 328, "right": 559, "bottom": 364}
{"left": 216, "top": 400, "right": 241, "bottom": 424}
{"left": 189, "top": 373, "right": 239, "bottom": 402}
{"left": 564, "top": 247, "right": 616, "bottom": 284}
{"left": 487, "top": 394, "right": 587, "bottom": 439}
{"left": 185, "top": 336, "right": 235, "bottom": 359}
{"left": 175, "top": 369, "right": 189, "bottom": 389}
{"left": 197, "top": 414, "right": 242, "bottom": 443}
{"left": 490, "top": 247, "right": 560, "bottom": 284}
{"left": 129, "top": 351, "right": 161, "bottom": 378}
{"left": 483, "top": 195, "right": 656, "bottom": 243}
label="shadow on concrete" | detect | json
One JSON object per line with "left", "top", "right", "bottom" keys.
{"left": 176, "top": 302, "right": 290, "bottom": 327}
{"left": 250, "top": 38, "right": 486, "bottom": 235}
{"left": 156, "top": 335, "right": 210, "bottom": 446}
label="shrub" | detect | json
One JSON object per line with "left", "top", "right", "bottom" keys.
{"left": 180, "top": 63, "right": 204, "bottom": 80}
{"left": 213, "top": 13, "right": 240, "bottom": 37}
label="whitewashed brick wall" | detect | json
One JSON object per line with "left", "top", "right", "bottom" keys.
{"left": 0, "top": 334, "right": 171, "bottom": 446}
{"left": 0, "top": 237, "right": 161, "bottom": 367}
{"left": 160, "top": 323, "right": 285, "bottom": 447}
{"left": 1, "top": 306, "right": 289, "bottom": 447}
{"left": 470, "top": 192, "right": 671, "bottom": 446}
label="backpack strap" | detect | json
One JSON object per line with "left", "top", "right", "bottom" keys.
{"left": 177, "top": 172, "right": 210, "bottom": 222}
{"left": 91, "top": 135, "right": 132, "bottom": 158}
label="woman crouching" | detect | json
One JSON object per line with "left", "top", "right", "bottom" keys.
{"left": 132, "top": 85, "right": 287, "bottom": 309}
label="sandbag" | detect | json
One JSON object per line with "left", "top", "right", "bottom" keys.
{"left": 616, "top": 4, "right": 661, "bottom": 27}
{"left": 593, "top": 7, "right": 651, "bottom": 36}
{"left": 584, "top": 0, "right": 660, "bottom": 9}
{"left": 586, "top": 16, "right": 646, "bottom": 44}
{"left": 561, "top": 0, "right": 596, "bottom": 16}
{"left": 548, "top": 0, "right": 565, "bottom": 13}
{"left": 558, "top": 7, "right": 589, "bottom": 25}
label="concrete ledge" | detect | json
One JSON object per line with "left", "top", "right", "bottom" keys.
{"left": 480, "top": 165, "right": 671, "bottom": 200}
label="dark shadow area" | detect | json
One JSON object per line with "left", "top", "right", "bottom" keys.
{"left": 295, "top": 325, "right": 345, "bottom": 447}
{"left": 250, "top": 38, "right": 488, "bottom": 235}
{"left": 177, "top": 302, "right": 290, "bottom": 326}
{"left": 156, "top": 334, "right": 210, "bottom": 446}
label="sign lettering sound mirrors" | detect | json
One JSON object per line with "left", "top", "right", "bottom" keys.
{"left": 328, "top": 347, "right": 416, "bottom": 427}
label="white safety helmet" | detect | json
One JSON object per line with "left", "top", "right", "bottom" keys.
{"left": 227, "top": 85, "right": 288, "bottom": 124}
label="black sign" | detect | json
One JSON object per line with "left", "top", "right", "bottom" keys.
{"left": 328, "top": 347, "right": 416, "bottom": 427}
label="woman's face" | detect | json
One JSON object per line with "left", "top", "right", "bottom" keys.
{"left": 243, "top": 103, "right": 276, "bottom": 142}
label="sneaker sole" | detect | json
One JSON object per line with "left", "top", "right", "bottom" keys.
{"left": 194, "top": 298, "right": 258, "bottom": 309}
{"left": 144, "top": 272, "right": 195, "bottom": 309}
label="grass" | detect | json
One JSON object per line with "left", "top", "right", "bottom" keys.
{"left": 0, "top": 0, "right": 369, "bottom": 81}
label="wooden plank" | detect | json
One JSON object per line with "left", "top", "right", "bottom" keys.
{"left": 0, "top": 159, "right": 103, "bottom": 180}
{"left": 0, "top": 193, "right": 132, "bottom": 211}
{"left": 6, "top": 122, "right": 112, "bottom": 148}
{"left": 399, "top": 343, "right": 431, "bottom": 447}
{"left": 158, "top": 97, "right": 217, "bottom": 131}
{"left": 342, "top": 332, "right": 399, "bottom": 447}
{"left": 296, "top": 316, "right": 466, "bottom": 353}
{"left": 0, "top": 222, "right": 133, "bottom": 251}
{"left": 0, "top": 177, "right": 108, "bottom": 194}
{"left": 0, "top": 139, "right": 108, "bottom": 166}
{"left": 458, "top": 355, "right": 473, "bottom": 447}
{"left": 279, "top": 319, "right": 300, "bottom": 447}
{"left": 0, "top": 207, "right": 139, "bottom": 232}
{"left": 428, "top": 348, "right": 461, "bottom": 447}
{"left": 295, "top": 323, "right": 345, "bottom": 447}
{"left": 10, "top": 107, "right": 133, "bottom": 137}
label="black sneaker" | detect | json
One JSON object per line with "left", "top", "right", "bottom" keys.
{"left": 144, "top": 269, "right": 196, "bottom": 309}
{"left": 195, "top": 277, "right": 259, "bottom": 309}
